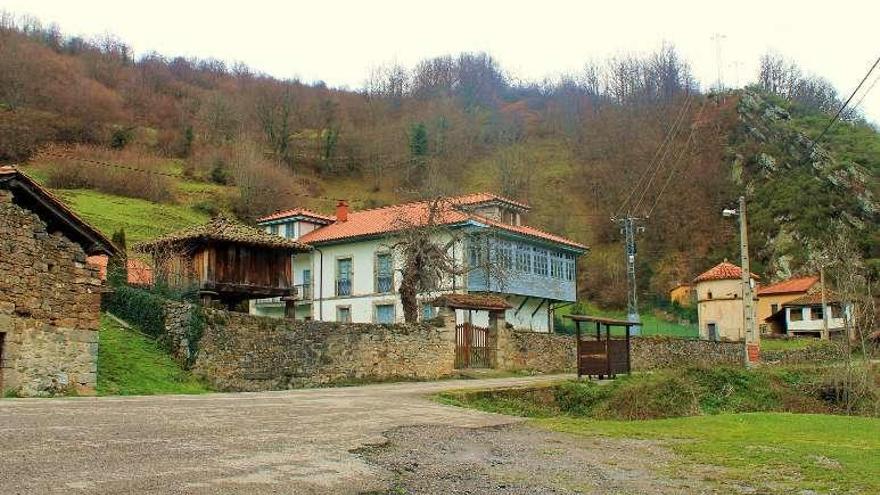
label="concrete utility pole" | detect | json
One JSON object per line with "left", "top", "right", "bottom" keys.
{"left": 615, "top": 216, "right": 643, "bottom": 335}
{"left": 820, "top": 266, "right": 829, "bottom": 340}
{"left": 711, "top": 33, "right": 727, "bottom": 91}
{"left": 724, "top": 196, "right": 757, "bottom": 366}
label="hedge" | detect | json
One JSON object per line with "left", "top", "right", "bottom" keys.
{"left": 102, "top": 285, "right": 166, "bottom": 338}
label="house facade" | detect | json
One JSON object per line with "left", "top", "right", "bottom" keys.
{"left": 764, "top": 292, "right": 851, "bottom": 338}
{"left": 668, "top": 283, "right": 695, "bottom": 307}
{"left": 755, "top": 276, "right": 819, "bottom": 334}
{"left": 694, "top": 260, "right": 758, "bottom": 341}
{"left": 250, "top": 193, "right": 587, "bottom": 332}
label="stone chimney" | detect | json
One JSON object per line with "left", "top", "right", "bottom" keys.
{"left": 335, "top": 200, "right": 349, "bottom": 222}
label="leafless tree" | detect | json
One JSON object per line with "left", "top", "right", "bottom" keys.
{"left": 387, "top": 197, "right": 510, "bottom": 323}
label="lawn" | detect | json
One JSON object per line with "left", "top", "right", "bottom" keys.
{"left": 57, "top": 189, "right": 209, "bottom": 244}
{"left": 540, "top": 413, "right": 880, "bottom": 494}
{"left": 555, "top": 301, "right": 699, "bottom": 338}
{"left": 761, "top": 337, "right": 825, "bottom": 351}
{"left": 97, "top": 314, "right": 211, "bottom": 396}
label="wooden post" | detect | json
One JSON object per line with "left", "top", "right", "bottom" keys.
{"left": 575, "top": 320, "right": 581, "bottom": 379}
{"left": 605, "top": 324, "right": 611, "bottom": 379}
{"left": 625, "top": 324, "right": 632, "bottom": 374}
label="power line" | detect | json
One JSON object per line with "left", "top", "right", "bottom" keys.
{"left": 806, "top": 55, "right": 880, "bottom": 157}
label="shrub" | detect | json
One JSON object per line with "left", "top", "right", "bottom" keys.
{"left": 102, "top": 285, "right": 166, "bottom": 338}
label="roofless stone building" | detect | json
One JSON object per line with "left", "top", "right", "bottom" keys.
{"left": 0, "top": 166, "right": 117, "bottom": 395}
{"left": 135, "top": 216, "right": 311, "bottom": 311}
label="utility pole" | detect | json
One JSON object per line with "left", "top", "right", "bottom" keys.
{"left": 723, "top": 196, "right": 757, "bottom": 366}
{"left": 711, "top": 33, "right": 727, "bottom": 91}
{"left": 613, "top": 216, "right": 643, "bottom": 334}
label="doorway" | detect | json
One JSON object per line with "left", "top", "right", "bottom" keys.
{"left": 707, "top": 323, "right": 718, "bottom": 341}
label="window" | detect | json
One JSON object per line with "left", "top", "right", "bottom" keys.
{"left": 789, "top": 308, "right": 803, "bottom": 321}
{"left": 336, "top": 306, "right": 352, "bottom": 323}
{"left": 468, "top": 243, "right": 484, "bottom": 268}
{"left": 550, "top": 252, "right": 564, "bottom": 279}
{"left": 268, "top": 224, "right": 279, "bottom": 235}
{"left": 375, "top": 304, "right": 395, "bottom": 324}
{"left": 810, "top": 306, "right": 824, "bottom": 320}
{"left": 533, "top": 248, "right": 548, "bottom": 276}
{"left": 376, "top": 253, "right": 393, "bottom": 293}
{"left": 831, "top": 305, "right": 843, "bottom": 318}
{"left": 336, "top": 257, "right": 352, "bottom": 296}
{"left": 300, "top": 269, "right": 312, "bottom": 300}
{"left": 707, "top": 291, "right": 713, "bottom": 300}
{"left": 514, "top": 245, "right": 532, "bottom": 273}
{"left": 770, "top": 303, "right": 779, "bottom": 315}
{"left": 497, "top": 242, "right": 513, "bottom": 270}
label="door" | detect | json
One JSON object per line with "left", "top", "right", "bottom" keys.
{"left": 455, "top": 323, "right": 493, "bottom": 369}
{"left": 707, "top": 323, "right": 718, "bottom": 341}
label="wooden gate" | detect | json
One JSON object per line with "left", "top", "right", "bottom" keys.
{"left": 455, "top": 323, "right": 494, "bottom": 369}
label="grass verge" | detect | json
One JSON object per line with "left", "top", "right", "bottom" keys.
{"left": 97, "top": 314, "right": 211, "bottom": 396}
{"left": 540, "top": 413, "right": 880, "bottom": 494}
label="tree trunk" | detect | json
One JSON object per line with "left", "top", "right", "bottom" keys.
{"left": 399, "top": 264, "right": 419, "bottom": 323}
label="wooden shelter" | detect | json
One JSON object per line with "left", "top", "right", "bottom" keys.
{"left": 564, "top": 315, "right": 638, "bottom": 379}
{"left": 432, "top": 293, "right": 512, "bottom": 369}
{"left": 135, "top": 216, "right": 311, "bottom": 309}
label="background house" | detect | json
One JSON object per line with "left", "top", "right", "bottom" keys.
{"left": 764, "top": 292, "right": 850, "bottom": 338}
{"left": 693, "top": 260, "right": 759, "bottom": 341}
{"left": 756, "top": 276, "right": 819, "bottom": 334}
{"left": 251, "top": 193, "right": 587, "bottom": 332}
{"left": 0, "top": 167, "right": 116, "bottom": 395}
{"left": 669, "top": 283, "right": 695, "bottom": 307}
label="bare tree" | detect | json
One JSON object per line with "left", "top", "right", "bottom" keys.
{"left": 387, "top": 197, "right": 510, "bottom": 323}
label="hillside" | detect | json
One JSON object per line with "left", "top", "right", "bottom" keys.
{"left": 1, "top": 17, "right": 877, "bottom": 306}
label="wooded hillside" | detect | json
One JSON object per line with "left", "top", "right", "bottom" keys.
{"left": 1, "top": 14, "right": 877, "bottom": 306}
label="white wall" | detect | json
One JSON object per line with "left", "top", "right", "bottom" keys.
{"left": 785, "top": 306, "right": 848, "bottom": 333}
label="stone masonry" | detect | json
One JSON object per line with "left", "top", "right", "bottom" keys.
{"left": 0, "top": 190, "right": 103, "bottom": 395}
{"left": 187, "top": 306, "right": 457, "bottom": 391}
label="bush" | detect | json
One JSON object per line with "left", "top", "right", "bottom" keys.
{"left": 102, "top": 285, "right": 166, "bottom": 338}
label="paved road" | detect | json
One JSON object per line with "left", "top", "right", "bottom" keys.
{"left": 0, "top": 375, "right": 571, "bottom": 494}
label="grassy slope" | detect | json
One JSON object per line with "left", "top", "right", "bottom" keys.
{"left": 555, "top": 301, "right": 699, "bottom": 338}
{"left": 97, "top": 314, "right": 210, "bottom": 395}
{"left": 541, "top": 413, "right": 880, "bottom": 494}
{"left": 57, "top": 189, "right": 209, "bottom": 245}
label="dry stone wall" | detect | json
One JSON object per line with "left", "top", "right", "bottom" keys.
{"left": 189, "top": 308, "right": 457, "bottom": 391}
{"left": 630, "top": 337, "right": 744, "bottom": 371}
{"left": 496, "top": 328, "right": 576, "bottom": 373}
{"left": 0, "top": 190, "right": 102, "bottom": 395}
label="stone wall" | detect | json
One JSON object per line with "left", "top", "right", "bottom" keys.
{"left": 496, "top": 328, "right": 576, "bottom": 373}
{"left": 0, "top": 190, "right": 102, "bottom": 395}
{"left": 630, "top": 337, "right": 744, "bottom": 371}
{"left": 189, "top": 307, "right": 456, "bottom": 391}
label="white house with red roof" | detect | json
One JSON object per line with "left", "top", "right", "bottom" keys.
{"left": 693, "top": 260, "right": 759, "bottom": 341}
{"left": 250, "top": 193, "right": 587, "bottom": 332}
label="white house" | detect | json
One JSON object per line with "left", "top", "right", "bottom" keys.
{"left": 249, "top": 193, "right": 587, "bottom": 332}
{"left": 764, "top": 291, "right": 852, "bottom": 338}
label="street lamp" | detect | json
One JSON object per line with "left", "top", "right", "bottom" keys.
{"left": 723, "top": 196, "right": 758, "bottom": 367}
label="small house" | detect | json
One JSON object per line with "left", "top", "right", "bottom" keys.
{"left": 764, "top": 292, "right": 850, "bottom": 338}
{"left": 756, "top": 276, "right": 819, "bottom": 334}
{"left": 135, "top": 216, "right": 311, "bottom": 311}
{"left": 668, "top": 283, "right": 695, "bottom": 307}
{"left": 693, "top": 260, "right": 759, "bottom": 341}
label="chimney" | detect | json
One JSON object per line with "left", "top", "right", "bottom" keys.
{"left": 336, "top": 199, "right": 349, "bottom": 222}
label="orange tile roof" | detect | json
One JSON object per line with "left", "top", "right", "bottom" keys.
{"left": 451, "top": 192, "right": 531, "bottom": 210}
{"left": 87, "top": 255, "right": 154, "bottom": 286}
{"left": 431, "top": 293, "right": 513, "bottom": 311}
{"left": 257, "top": 207, "right": 336, "bottom": 223}
{"left": 757, "top": 276, "right": 819, "bottom": 296}
{"left": 693, "top": 260, "right": 760, "bottom": 283}
{"left": 295, "top": 196, "right": 586, "bottom": 250}
{"left": 784, "top": 291, "right": 841, "bottom": 307}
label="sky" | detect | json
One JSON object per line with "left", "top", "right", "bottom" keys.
{"left": 4, "top": 0, "right": 879, "bottom": 120}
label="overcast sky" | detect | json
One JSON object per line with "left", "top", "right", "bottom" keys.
{"left": 5, "top": 0, "right": 880, "bottom": 121}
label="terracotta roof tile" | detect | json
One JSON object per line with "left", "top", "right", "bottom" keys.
{"left": 257, "top": 207, "right": 336, "bottom": 224}
{"left": 135, "top": 216, "right": 312, "bottom": 252}
{"left": 757, "top": 276, "right": 819, "bottom": 296}
{"left": 784, "top": 291, "right": 841, "bottom": 307}
{"left": 431, "top": 293, "right": 513, "bottom": 311}
{"left": 295, "top": 196, "right": 586, "bottom": 250}
{"left": 693, "top": 260, "right": 759, "bottom": 283}
{"left": 451, "top": 192, "right": 531, "bottom": 210}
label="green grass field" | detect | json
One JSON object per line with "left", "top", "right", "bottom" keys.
{"left": 541, "top": 413, "right": 880, "bottom": 494}
{"left": 760, "top": 337, "right": 826, "bottom": 351}
{"left": 555, "top": 301, "right": 699, "bottom": 338}
{"left": 97, "top": 315, "right": 211, "bottom": 396}
{"left": 57, "top": 189, "right": 209, "bottom": 244}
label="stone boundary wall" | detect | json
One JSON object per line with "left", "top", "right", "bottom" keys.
{"left": 188, "top": 308, "right": 456, "bottom": 391}
{"left": 497, "top": 329, "right": 576, "bottom": 373}
{"left": 0, "top": 191, "right": 102, "bottom": 396}
{"left": 630, "top": 337, "right": 744, "bottom": 371}
{"left": 760, "top": 340, "right": 841, "bottom": 365}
